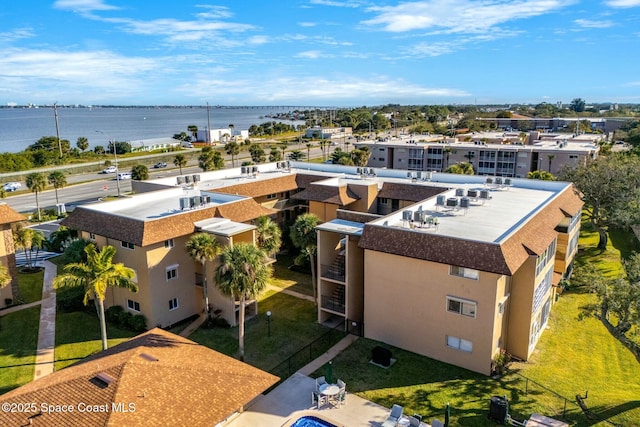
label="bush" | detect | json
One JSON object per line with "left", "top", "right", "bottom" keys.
{"left": 105, "top": 305, "right": 124, "bottom": 324}
{"left": 105, "top": 304, "right": 147, "bottom": 332}
{"left": 56, "top": 286, "right": 86, "bottom": 312}
{"left": 130, "top": 314, "right": 147, "bottom": 332}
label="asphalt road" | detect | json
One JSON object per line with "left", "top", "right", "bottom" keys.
{"left": 2, "top": 141, "right": 335, "bottom": 214}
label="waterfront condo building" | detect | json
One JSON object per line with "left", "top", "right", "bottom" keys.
{"left": 62, "top": 162, "right": 582, "bottom": 375}
{"left": 0, "top": 203, "right": 26, "bottom": 309}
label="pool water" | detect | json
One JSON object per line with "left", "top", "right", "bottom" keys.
{"left": 290, "top": 415, "right": 338, "bottom": 427}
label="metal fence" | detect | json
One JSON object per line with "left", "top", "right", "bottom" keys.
{"left": 267, "top": 321, "right": 348, "bottom": 387}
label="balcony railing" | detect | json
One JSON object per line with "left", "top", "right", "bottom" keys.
{"left": 320, "top": 264, "right": 345, "bottom": 282}
{"left": 321, "top": 295, "right": 345, "bottom": 314}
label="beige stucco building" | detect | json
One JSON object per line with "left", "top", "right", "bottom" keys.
{"left": 0, "top": 203, "right": 25, "bottom": 308}
{"left": 63, "top": 162, "right": 582, "bottom": 375}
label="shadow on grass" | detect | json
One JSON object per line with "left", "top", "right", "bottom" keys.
{"left": 608, "top": 228, "right": 640, "bottom": 260}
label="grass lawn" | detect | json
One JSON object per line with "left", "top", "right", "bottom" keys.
{"left": 16, "top": 270, "right": 44, "bottom": 304}
{"left": 269, "top": 253, "right": 314, "bottom": 297}
{"left": 189, "top": 290, "right": 337, "bottom": 375}
{"left": 0, "top": 306, "right": 40, "bottom": 394}
{"left": 54, "top": 310, "right": 136, "bottom": 371}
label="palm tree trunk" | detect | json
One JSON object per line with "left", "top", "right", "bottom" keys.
{"left": 35, "top": 191, "right": 41, "bottom": 221}
{"left": 238, "top": 295, "right": 245, "bottom": 361}
{"left": 202, "top": 260, "right": 209, "bottom": 318}
{"left": 54, "top": 188, "right": 59, "bottom": 205}
{"left": 95, "top": 295, "right": 109, "bottom": 350}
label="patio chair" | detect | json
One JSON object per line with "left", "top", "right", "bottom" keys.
{"left": 336, "top": 379, "right": 346, "bottom": 406}
{"left": 316, "top": 376, "right": 327, "bottom": 392}
{"left": 311, "top": 390, "right": 328, "bottom": 409}
{"left": 407, "top": 415, "right": 421, "bottom": 427}
{"left": 382, "top": 404, "right": 403, "bottom": 427}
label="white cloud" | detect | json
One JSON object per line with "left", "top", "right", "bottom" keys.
{"left": 179, "top": 75, "right": 469, "bottom": 103}
{"left": 404, "top": 41, "right": 457, "bottom": 57}
{"left": 195, "top": 5, "right": 234, "bottom": 19}
{"left": 574, "top": 19, "right": 614, "bottom": 28}
{"left": 53, "top": 0, "right": 119, "bottom": 12}
{"left": 0, "top": 28, "right": 35, "bottom": 42}
{"left": 363, "top": 0, "right": 576, "bottom": 33}
{"left": 605, "top": 0, "right": 640, "bottom": 7}
{"left": 247, "top": 35, "right": 270, "bottom": 45}
{"left": 309, "top": 0, "right": 361, "bottom": 8}
{"left": 299, "top": 22, "right": 318, "bottom": 27}
{"left": 296, "top": 50, "right": 324, "bottom": 59}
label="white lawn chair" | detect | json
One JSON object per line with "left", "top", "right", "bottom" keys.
{"left": 382, "top": 404, "right": 403, "bottom": 427}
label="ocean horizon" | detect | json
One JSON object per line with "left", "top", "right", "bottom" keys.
{"left": 0, "top": 106, "right": 309, "bottom": 153}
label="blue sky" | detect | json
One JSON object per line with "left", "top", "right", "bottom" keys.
{"left": 1, "top": 0, "right": 639, "bottom": 106}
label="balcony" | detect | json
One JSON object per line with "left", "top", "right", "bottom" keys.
{"left": 320, "top": 254, "right": 346, "bottom": 282}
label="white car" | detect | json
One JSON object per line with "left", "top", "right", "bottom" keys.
{"left": 3, "top": 182, "right": 22, "bottom": 192}
{"left": 102, "top": 166, "right": 117, "bottom": 174}
{"left": 117, "top": 172, "right": 132, "bottom": 180}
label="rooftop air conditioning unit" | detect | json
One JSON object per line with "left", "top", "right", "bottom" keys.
{"left": 402, "top": 210, "right": 413, "bottom": 221}
{"left": 184, "top": 175, "right": 192, "bottom": 184}
{"left": 252, "top": 166, "right": 258, "bottom": 174}
{"left": 504, "top": 178, "right": 512, "bottom": 186}
{"left": 202, "top": 195, "right": 211, "bottom": 204}
{"left": 357, "top": 167, "right": 362, "bottom": 174}
{"left": 191, "top": 196, "right": 202, "bottom": 207}
{"left": 179, "top": 197, "right": 190, "bottom": 210}
{"left": 480, "top": 189, "right": 490, "bottom": 199}
{"left": 436, "top": 195, "right": 446, "bottom": 206}
{"left": 424, "top": 171, "right": 433, "bottom": 181}
{"left": 413, "top": 210, "right": 423, "bottom": 222}
{"left": 176, "top": 176, "right": 184, "bottom": 185}
{"left": 193, "top": 174, "right": 200, "bottom": 182}
{"left": 455, "top": 188, "right": 465, "bottom": 197}
{"left": 241, "top": 166, "right": 247, "bottom": 175}
{"left": 460, "top": 197, "right": 470, "bottom": 208}
{"left": 416, "top": 171, "right": 423, "bottom": 179}
{"left": 467, "top": 189, "right": 478, "bottom": 198}
{"left": 495, "top": 177, "right": 503, "bottom": 185}
{"left": 446, "top": 197, "right": 459, "bottom": 207}
{"left": 286, "top": 161, "right": 291, "bottom": 169}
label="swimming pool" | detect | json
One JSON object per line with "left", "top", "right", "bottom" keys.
{"left": 289, "top": 415, "right": 338, "bottom": 427}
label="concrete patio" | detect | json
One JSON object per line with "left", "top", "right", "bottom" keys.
{"left": 226, "top": 372, "right": 399, "bottom": 427}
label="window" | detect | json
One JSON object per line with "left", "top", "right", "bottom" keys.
{"left": 266, "top": 193, "right": 277, "bottom": 200}
{"left": 447, "top": 297, "right": 477, "bottom": 318}
{"left": 166, "top": 265, "right": 178, "bottom": 281}
{"left": 379, "top": 148, "right": 385, "bottom": 151}
{"left": 532, "top": 269, "right": 553, "bottom": 313}
{"left": 535, "top": 239, "right": 557, "bottom": 276}
{"left": 127, "top": 299, "right": 140, "bottom": 312}
{"left": 169, "top": 298, "right": 179, "bottom": 311}
{"left": 569, "top": 154, "right": 578, "bottom": 159}
{"left": 378, "top": 157, "right": 385, "bottom": 161}
{"left": 449, "top": 265, "right": 479, "bottom": 280}
{"left": 447, "top": 335, "right": 473, "bottom": 352}
{"left": 89, "top": 232, "right": 96, "bottom": 240}
{"left": 164, "top": 239, "right": 174, "bottom": 249}
{"left": 379, "top": 198, "right": 388, "bottom": 205}
{"left": 121, "top": 241, "right": 135, "bottom": 250}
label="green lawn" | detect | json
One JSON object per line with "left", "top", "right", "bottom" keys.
{"left": 54, "top": 310, "right": 136, "bottom": 371}
{"left": 16, "top": 270, "right": 44, "bottom": 304}
{"left": 189, "top": 290, "right": 338, "bottom": 375}
{"left": 269, "top": 253, "right": 314, "bottom": 296}
{"left": 0, "top": 306, "right": 40, "bottom": 394}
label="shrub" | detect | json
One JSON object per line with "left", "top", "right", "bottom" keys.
{"left": 105, "top": 305, "right": 124, "bottom": 324}
{"left": 130, "top": 314, "right": 147, "bottom": 332}
{"left": 56, "top": 286, "right": 86, "bottom": 312}
{"left": 105, "top": 305, "right": 147, "bottom": 332}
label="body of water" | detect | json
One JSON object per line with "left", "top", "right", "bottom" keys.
{"left": 0, "top": 106, "right": 306, "bottom": 153}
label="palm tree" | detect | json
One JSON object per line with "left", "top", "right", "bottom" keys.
{"left": 53, "top": 244, "right": 137, "bottom": 350}
{"left": 47, "top": 170, "right": 67, "bottom": 205}
{"left": 14, "top": 226, "right": 45, "bottom": 270}
{"left": 216, "top": 243, "right": 271, "bottom": 361}
{"left": 254, "top": 216, "right": 282, "bottom": 257}
{"left": 186, "top": 233, "right": 221, "bottom": 318}
{"left": 547, "top": 154, "right": 555, "bottom": 173}
{"left": 226, "top": 141, "right": 240, "bottom": 167}
{"left": 131, "top": 164, "right": 149, "bottom": 181}
{"left": 76, "top": 136, "right": 89, "bottom": 152}
{"left": 173, "top": 154, "right": 187, "bottom": 175}
{"left": 290, "top": 213, "right": 320, "bottom": 305}
{"left": 306, "top": 143, "right": 314, "bottom": 162}
{"left": 26, "top": 172, "right": 46, "bottom": 221}
{"left": 279, "top": 141, "right": 289, "bottom": 159}
{"left": 443, "top": 146, "right": 456, "bottom": 170}
{"left": 187, "top": 125, "right": 198, "bottom": 141}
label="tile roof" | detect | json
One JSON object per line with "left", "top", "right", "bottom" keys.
{"left": 0, "top": 203, "right": 26, "bottom": 225}
{"left": 61, "top": 198, "right": 274, "bottom": 247}
{"left": 0, "top": 328, "right": 279, "bottom": 427}
{"left": 292, "top": 184, "right": 360, "bottom": 206}
{"left": 210, "top": 172, "right": 325, "bottom": 198}
{"left": 359, "top": 185, "right": 583, "bottom": 275}
{"left": 377, "top": 182, "right": 448, "bottom": 202}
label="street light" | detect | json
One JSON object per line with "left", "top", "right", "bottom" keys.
{"left": 266, "top": 311, "right": 272, "bottom": 337}
{"left": 96, "top": 130, "right": 121, "bottom": 197}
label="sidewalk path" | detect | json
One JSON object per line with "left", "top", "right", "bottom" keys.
{"left": 296, "top": 334, "right": 359, "bottom": 376}
{"left": 0, "top": 300, "right": 42, "bottom": 316}
{"left": 266, "top": 284, "right": 315, "bottom": 303}
{"left": 33, "top": 260, "right": 57, "bottom": 380}
{"left": 179, "top": 313, "right": 206, "bottom": 337}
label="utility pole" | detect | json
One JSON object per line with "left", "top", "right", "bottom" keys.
{"left": 206, "top": 102, "right": 211, "bottom": 145}
{"left": 54, "top": 102, "right": 63, "bottom": 157}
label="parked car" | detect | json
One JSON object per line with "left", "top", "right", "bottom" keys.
{"left": 153, "top": 162, "right": 167, "bottom": 168}
{"left": 102, "top": 166, "right": 117, "bottom": 174}
{"left": 117, "top": 172, "right": 132, "bottom": 180}
{"left": 3, "top": 182, "right": 22, "bottom": 192}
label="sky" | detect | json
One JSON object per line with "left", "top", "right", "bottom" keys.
{"left": 0, "top": 0, "right": 639, "bottom": 107}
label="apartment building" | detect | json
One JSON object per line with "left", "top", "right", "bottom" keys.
{"left": 359, "top": 132, "right": 600, "bottom": 177}
{"left": 0, "top": 203, "right": 26, "bottom": 308}
{"left": 63, "top": 162, "right": 582, "bottom": 375}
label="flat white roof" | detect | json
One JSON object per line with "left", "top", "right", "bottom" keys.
{"left": 316, "top": 219, "right": 364, "bottom": 236}
{"left": 194, "top": 217, "right": 256, "bottom": 237}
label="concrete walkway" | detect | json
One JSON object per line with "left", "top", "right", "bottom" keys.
{"left": 0, "top": 299, "right": 42, "bottom": 316}
{"left": 297, "top": 334, "right": 360, "bottom": 376}
{"left": 33, "top": 260, "right": 57, "bottom": 380}
{"left": 179, "top": 313, "right": 207, "bottom": 337}
{"left": 266, "top": 284, "right": 315, "bottom": 303}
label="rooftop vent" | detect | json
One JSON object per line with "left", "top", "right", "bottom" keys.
{"left": 95, "top": 372, "right": 116, "bottom": 386}
{"left": 139, "top": 353, "right": 159, "bottom": 362}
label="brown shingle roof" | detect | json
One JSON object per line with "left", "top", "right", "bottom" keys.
{"left": 213, "top": 174, "right": 300, "bottom": 197}
{"left": 0, "top": 203, "right": 26, "bottom": 225}
{"left": 0, "top": 328, "right": 279, "bottom": 427}
{"left": 377, "top": 182, "right": 448, "bottom": 202}
{"left": 61, "top": 198, "right": 275, "bottom": 247}
{"left": 292, "top": 184, "right": 360, "bottom": 206}
{"left": 359, "top": 185, "right": 583, "bottom": 275}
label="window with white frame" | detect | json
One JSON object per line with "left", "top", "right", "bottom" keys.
{"left": 121, "top": 241, "right": 135, "bottom": 250}
{"left": 535, "top": 239, "right": 556, "bottom": 276}
{"left": 169, "top": 298, "right": 179, "bottom": 310}
{"left": 449, "top": 265, "right": 479, "bottom": 280}
{"left": 379, "top": 198, "right": 389, "bottom": 205}
{"left": 447, "top": 335, "right": 473, "bottom": 352}
{"left": 164, "top": 239, "right": 174, "bottom": 249}
{"left": 166, "top": 265, "right": 178, "bottom": 281}
{"left": 127, "top": 299, "right": 140, "bottom": 312}
{"left": 447, "top": 297, "right": 477, "bottom": 318}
